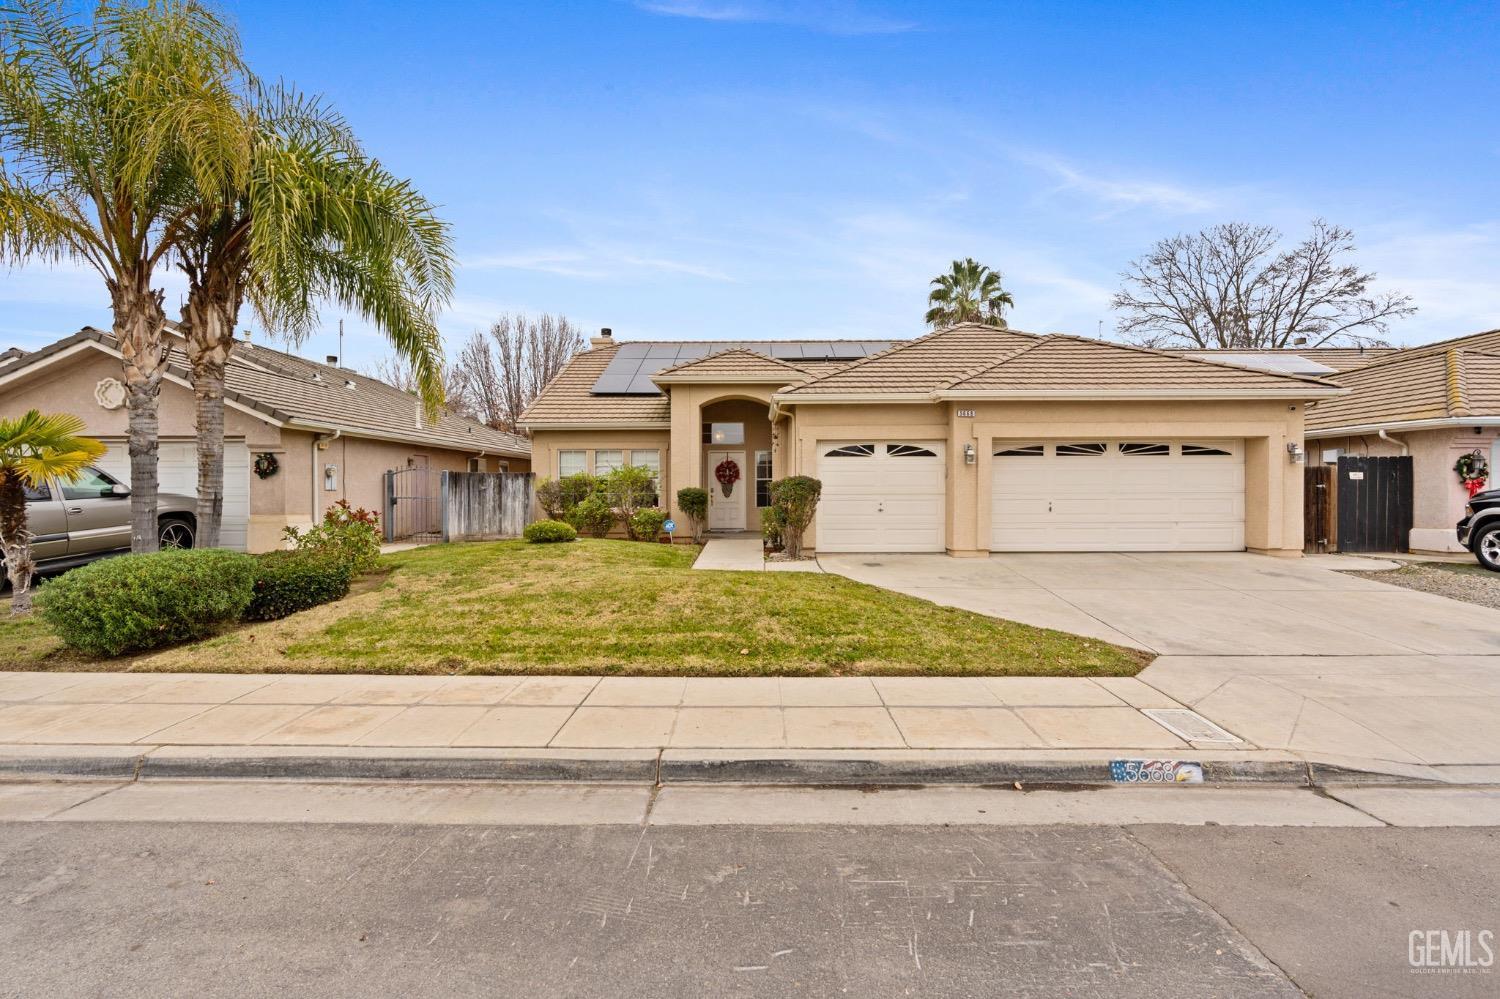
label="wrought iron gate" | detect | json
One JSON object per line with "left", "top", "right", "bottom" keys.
{"left": 383, "top": 466, "right": 441, "bottom": 542}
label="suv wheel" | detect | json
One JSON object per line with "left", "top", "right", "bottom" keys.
{"left": 1476, "top": 523, "right": 1500, "bottom": 573}
{"left": 158, "top": 516, "right": 196, "bottom": 550}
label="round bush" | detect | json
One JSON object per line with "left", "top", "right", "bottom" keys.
{"left": 524, "top": 519, "right": 578, "bottom": 544}
{"left": 245, "top": 549, "right": 355, "bottom": 621}
{"left": 35, "top": 549, "right": 256, "bottom": 656}
{"left": 629, "top": 508, "right": 667, "bottom": 541}
{"left": 567, "top": 495, "right": 615, "bottom": 538}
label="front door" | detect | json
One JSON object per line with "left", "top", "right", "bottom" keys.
{"left": 707, "top": 449, "right": 746, "bottom": 531}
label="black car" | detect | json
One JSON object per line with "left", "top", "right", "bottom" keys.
{"left": 1457, "top": 487, "right": 1500, "bottom": 572}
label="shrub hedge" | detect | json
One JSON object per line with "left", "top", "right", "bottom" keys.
{"left": 524, "top": 519, "right": 578, "bottom": 544}
{"left": 35, "top": 549, "right": 256, "bottom": 656}
{"left": 245, "top": 549, "right": 354, "bottom": 622}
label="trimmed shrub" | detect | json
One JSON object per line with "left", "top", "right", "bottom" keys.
{"left": 557, "top": 472, "right": 599, "bottom": 510}
{"left": 769, "top": 476, "right": 822, "bottom": 558}
{"left": 283, "top": 499, "right": 382, "bottom": 573}
{"left": 629, "top": 508, "right": 668, "bottom": 542}
{"left": 604, "top": 466, "right": 658, "bottom": 536}
{"left": 535, "top": 478, "right": 567, "bottom": 520}
{"left": 35, "top": 549, "right": 256, "bottom": 656}
{"left": 568, "top": 494, "right": 615, "bottom": 538}
{"left": 676, "top": 487, "right": 708, "bottom": 541}
{"left": 524, "top": 519, "right": 578, "bottom": 544}
{"left": 245, "top": 550, "right": 354, "bottom": 622}
{"left": 760, "top": 504, "right": 787, "bottom": 550}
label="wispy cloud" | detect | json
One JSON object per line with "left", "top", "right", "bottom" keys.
{"left": 634, "top": 1, "right": 917, "bottom": 36}
{"left": 1014, "top": 151, "right": 1221, "bottom": 215}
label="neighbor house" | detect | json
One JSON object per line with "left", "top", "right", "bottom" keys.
{"left": 522, "top": 324, "right": 1343, "bottom": 556}
{"left": 1299, "top": 328, "right": 1500, "bottom": 553}
{"left": 0, "top": 327, "right": 530, "bottom": 552}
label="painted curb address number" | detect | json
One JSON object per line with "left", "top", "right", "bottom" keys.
{"left": 1109, "top": 759, "right": 1205, "bottom": 784}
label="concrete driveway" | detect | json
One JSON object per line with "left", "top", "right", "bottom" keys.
{"left": 819, "top": 552, "right": 1500, "bottom": 769}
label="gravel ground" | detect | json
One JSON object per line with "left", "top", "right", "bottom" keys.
{"left": 1346, "top": 561, "right": 1500, "bottom": 609}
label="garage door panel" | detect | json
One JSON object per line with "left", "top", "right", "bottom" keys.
{"left": 816, "top": 442, "right": 944, "bottom": 553}
{"left": 98, "top": 439, "right": 251, "bottom": 551}
{"left": 992, "top": 440, "right": 1244, "bottom": 552}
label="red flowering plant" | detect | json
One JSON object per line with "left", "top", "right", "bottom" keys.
{"left": 281, "top": 499, "right": 382, "bottom": 573}
{"left": 714, "top": 458, "right": 741, "bottom": 496}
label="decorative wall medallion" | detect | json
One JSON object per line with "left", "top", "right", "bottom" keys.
{"left": 94, "top": 376, "right": 126, "bottom": 410}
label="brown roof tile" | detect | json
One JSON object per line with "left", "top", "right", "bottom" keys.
{"left": 1306, "top": 348, "right": 1500, "bottom": 431}
{"left": 781, "top": 323, "right": 1040, "bottom": 395}
{"left": 652, "top": 348, "right": 812, "bottom": 381}
{"left": 519, "top": 343, "right": 672, "bottom": 427}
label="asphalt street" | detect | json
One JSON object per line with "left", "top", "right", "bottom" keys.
{"left": 0, "top": 793, "right": 1496, "bottom": 998}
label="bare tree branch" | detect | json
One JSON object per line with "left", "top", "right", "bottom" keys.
{"left": 1111, "top": 220, "right": 1416, "bottom": 349}
{"left": 447, "top": 312, "right": 584, "bottom": 434}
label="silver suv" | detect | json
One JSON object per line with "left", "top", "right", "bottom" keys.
{"left": 16, "top": 466, "right": 198, "bottom": 577}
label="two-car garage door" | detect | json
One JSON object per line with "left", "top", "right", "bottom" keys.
{"left": 98, "top": 439, "right": 251, "bottom": 551}
{"left": 990, "top": 440, "right": 1244, "bottom": 552}
{"left": 816, "top": 441, "right": 945, "bottom": 552}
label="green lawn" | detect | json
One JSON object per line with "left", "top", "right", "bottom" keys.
{"left": 1, "top": 540, "right": 1148, "bottom": 677}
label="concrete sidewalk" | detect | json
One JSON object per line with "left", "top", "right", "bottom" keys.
{"left": 692, "top": 537, "right": 822, "bottom": 572}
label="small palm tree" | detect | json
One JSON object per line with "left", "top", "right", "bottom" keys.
{"left": 0, "top": 411, "right": 105, "bottom": 615}
{"left": 925, "top": 258, "right": 1014, "bottom": 328}
{"left": 175, "top": 86, "right": 452, "bottom": 546}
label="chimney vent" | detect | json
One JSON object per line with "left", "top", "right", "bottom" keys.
{"left": 326, "top": 355, "right": 338, "bottom": 365}
{"left": 590, "top": 327, "right": 615, "bottom": 348}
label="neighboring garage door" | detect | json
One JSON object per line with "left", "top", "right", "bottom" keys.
{"left": 816, "top": 441, "right": 945, "bottom": 552}
{"left": 98, "top": 439, "right": 251, "bottom": 551}
{"left": 991, "top": 440, "right": 1245, "bottom": 552}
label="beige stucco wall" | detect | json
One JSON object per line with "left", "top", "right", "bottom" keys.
{"left": 1313, "top": 428, "right": 1499, "bottom": 552}
{"left": 783, "top": 397, "right": 1306, "bottom": 556}
{"left": 665, "top": 385, "right": 779, "bottom": 537}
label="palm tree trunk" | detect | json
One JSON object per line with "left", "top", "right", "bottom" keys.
{"left": 182, "top": 274, "right": 243, "bottom": 550}
{"left": 112, "top": 274, "right": 169, "bottom": 554}
{"left": 0, "top": 472, "right": 37, "bottom": 615}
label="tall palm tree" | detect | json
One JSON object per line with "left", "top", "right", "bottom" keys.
{"left": 174, "top": 86, "right": 452, "bottom": 546}
{"left": 924, "top": 258, "right": 1015, "bottom": 328}
{"left": 0, "top": 0, "right": 248, "bottom": 553}
{"left": 0, "top": 411, "right": 105, "bottom": 614}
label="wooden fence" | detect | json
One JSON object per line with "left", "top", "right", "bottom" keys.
{"left": 440, "top": 471, "right": 536, "bottom": 542}
{"left": 1303, "top": 463, "right": 1334, "bottom": 554}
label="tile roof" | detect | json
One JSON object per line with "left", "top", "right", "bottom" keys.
{"left": 1305, "top": 348, "right": 1500, "bottom": 431}
{"left": 652, "top": 348, "right": 812, "bottom": 381}
{"left": 5, "top": 328, "right": 529, "bottom": 456}
{"left": 780, "top": 323, "right": 1040, "bottom": 395}
{"left": 520, "top": 343, "right": 672, "bottom": 427}
{"left": 941, "top": 335, "right": 1343, "bottom": 393}
{"left": 1176, "top": 346, "right": 1398, "bottom": 371}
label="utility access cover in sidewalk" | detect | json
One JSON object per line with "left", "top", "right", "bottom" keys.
{"left": 1143, "top": 708, "right": 1242, "bottom": 743}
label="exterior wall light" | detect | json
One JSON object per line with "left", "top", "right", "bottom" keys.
{"left": 964, "top": 442, "right": 976, "bottom": 465}
{"left": 1287, "top": 442, "right": 1305, "bottom": 464}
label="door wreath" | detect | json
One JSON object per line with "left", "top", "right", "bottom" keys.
{"left": 253, "top": 452, "right": 280, "bottom": 479}
{"left": 714, "top": 458, "right": 741, "bottom": 498}
{"left": 1455, "top": 450, "right": 1489, "bottom": 497}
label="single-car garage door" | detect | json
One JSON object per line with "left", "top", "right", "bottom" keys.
{"left": 991, "top": 440, "right": 1244, "bottom": 552}
{"left": 98, "top": 438, "right": 251, "bottom": 551}
{"left": 816, "top": 441, "right": 945, "bottom": 552}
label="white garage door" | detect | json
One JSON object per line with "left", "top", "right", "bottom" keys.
{"left": 98, "top": 439, "right": 251, "bottom": 551}
{"left": 991, "top": 440, "right": 1245, "bottom": 552}
{"left": 816, "top": 441, "right": 945, "bottom": 553}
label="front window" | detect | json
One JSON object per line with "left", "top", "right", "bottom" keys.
{"left": 558, "top": 450, "right": 586, "bottom": 477}
{"left": 467, "top": 458, "right": 482, "bottom": 473}
{"left": 594, "top": 449, "right": 624, "bottom": 475}
{"left": 60, "top": 466, "right": 123, "bottom": 501}
{"left": 631, "top": 450, "right": 661, "bottom": 506}
{"left": 702, "top": 422, "right": 744, "bottom": 445}
{"left": 755, "top": 451, "right": 772, "bottom": 507}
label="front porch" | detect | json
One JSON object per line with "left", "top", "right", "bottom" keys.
{"left": 669, "top": 391, "right": 782, "bottom": 537}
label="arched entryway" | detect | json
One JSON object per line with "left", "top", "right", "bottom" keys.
{"left": 700, "top": 398, "right": 773, "bottom": 533}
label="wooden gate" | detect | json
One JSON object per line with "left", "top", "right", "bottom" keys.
{"left": 1335, "top": 455, "right": 1412, "bottom": 553}
{"left": 441, "top": 471, "right": 536, "bottom": 541}
{"left": 1303, "top": 463, "right": 1334, "bottom": 553}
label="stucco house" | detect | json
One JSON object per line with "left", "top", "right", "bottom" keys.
{"left": 522, "top": 324, "right": 1342, "bottom": 556}
{"left": 1301, "top": 328, "right": 1500, "bottom": 553}
{"left": 0, "top": 327, "right": 530, "bottom": 552}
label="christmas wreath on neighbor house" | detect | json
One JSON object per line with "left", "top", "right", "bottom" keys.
{"left": 1455, "top": 450, "right": 1489, "bottom": 497}
{"left": 253, "top": 452, "right": 280, "bottom": 479}
{"left": 714, "top": 457, "right": 741, "bottom": 497}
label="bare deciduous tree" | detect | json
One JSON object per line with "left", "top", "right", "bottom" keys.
{"left": 363, "top": 354, "right": 468, "bottom": 412}
{"left": 451, "top": 314, "right": 585, "bottom": 433}
{"left": 1111, "top": 220, "right": 1416, "bottom": 349}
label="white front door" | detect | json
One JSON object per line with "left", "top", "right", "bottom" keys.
{"left": 990, "top": 440, "right": 1245, "bottom": 552}
{"left": 707, "top": 449, "right": 747, "bottom": 530}
{"left": 815, "top": 441, "right": 946, "bottom": 553}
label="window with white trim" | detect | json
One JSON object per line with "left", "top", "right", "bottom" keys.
{"left": 594, "top": 449, "right": 624, "bottom": 475}
{"left": 702, "top": 422, "right": 744, "bottom": 445}
{"left": 1181, "top": 443, "right": 1233, "bottom": 457}
{"left": 631, "top": 449, "right": 661, "bottom": 506}
{"left": 558, "top": 450, "right": 586, "bottom": 477}
{"left": 994, "top": 444, "right": 1043, "bottom": 457}
{"left": 886, "top": 444, "right": 937, "bottom": 457}
{"left": 1119, "top": 442, "right": 1169, "bottom": 456}
{"left": 825, "top": 443, "right": 875, "bottom": 457}
{"left": 1056, "top": 442, "right": 1107, "bottom": 456}
{"left": 466, "top": 457, "right": 482, "bottom": 473}
{"left": 754, "top": 451, "right": 772, "bottom": 507}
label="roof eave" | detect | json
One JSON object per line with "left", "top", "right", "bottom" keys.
{"left": 521, "top": 420, "right": 673, "bottom": 432}
{"left": 1305, "top": 416, "right": 1500, "bottom": 438}
{"left": 771, "top": 392, "right": 935, "bottom": 404}
{"left": 287, "top": 419, "right": 531, "bottom": 456}
{"left": 935, "top": 387, "right": 1348, "bottom": 400}
{"left": 652, "top": 374, "right": 807, "bottom": 385}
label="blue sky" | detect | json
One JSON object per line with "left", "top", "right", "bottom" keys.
{"left": 4, "top": 0, "right": 1498, "bottom": 367}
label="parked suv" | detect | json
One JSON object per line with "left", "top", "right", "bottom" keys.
{"left": 5, "top": 466, "right": 198, "bottom": 581}
{"left": 1457, "top": 487, "right": 1500, "bottom": 572}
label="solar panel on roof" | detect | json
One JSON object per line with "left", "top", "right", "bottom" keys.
{"left": 590, "top": 338, "right": 906, "bottom": 393}
{"left": 768, "top": 343, "right": 804, "bottom": 358}
{"left": 644, "top": 344, "right": 682, "bottom": 359}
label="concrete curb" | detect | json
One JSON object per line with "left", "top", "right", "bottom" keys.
{"left": 0, "top": 744, "right": 1465, "bottom": 787}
